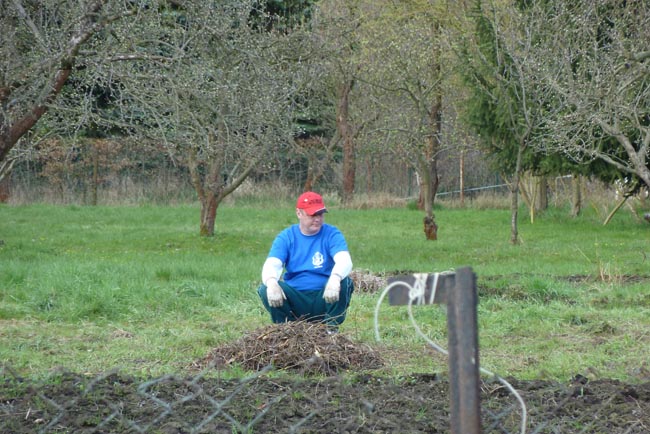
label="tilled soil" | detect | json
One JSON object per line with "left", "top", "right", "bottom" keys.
{"left": 2, "top": 370, "right": 649, "bottom": 433}
{"left": 2, "top": 322, "right": 649, "bottom": 433}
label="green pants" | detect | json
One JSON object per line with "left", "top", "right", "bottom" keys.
{"left": 257, "top": 277, "right": 354, "bottom": 327}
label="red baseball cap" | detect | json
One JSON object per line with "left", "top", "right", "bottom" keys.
{"left": 296, "top": 191, "right": 328, "bottom": 216}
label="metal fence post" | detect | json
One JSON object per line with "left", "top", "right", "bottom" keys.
{"left": 447, "top": 267, "right": 481, "bottom": 434}
{"left": 387, "top": 266, "right": 482, "bottom": 434}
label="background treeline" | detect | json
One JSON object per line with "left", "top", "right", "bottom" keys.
{"left": 5, "top": 137, "right": 500, "bottom": 205}
{"left": 1, "top": 0, "right": 648, "bottom": 238}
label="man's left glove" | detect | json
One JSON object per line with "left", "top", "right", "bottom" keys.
{"left": 323, "top": 274, "right": 341, "bottom": 303}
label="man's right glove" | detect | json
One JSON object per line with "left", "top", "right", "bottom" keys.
{"left": 266, "top": 279, "right": 286, "bottom": 308}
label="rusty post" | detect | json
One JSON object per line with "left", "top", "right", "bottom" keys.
{"left": 386, "top": 267, "right": 482, "bottom": 433}
{"left": 447, "top": 267, "right": 481, "bottom": 434}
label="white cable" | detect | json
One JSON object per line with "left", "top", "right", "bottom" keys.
{"left": 374, "top": 280, "right": 404, "bottom": 341}
{"left": 406, "top": 291, "right": 527, "bottom": 434}
{"left": 406, "top": 289, "right": 448, "bottom": 356}
{"left": 374, "top": 273, "right": 528, "bottom": 434}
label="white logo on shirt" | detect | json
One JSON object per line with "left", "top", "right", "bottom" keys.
{"left": 312, "top": 252, "right": 324, "bottom": 268}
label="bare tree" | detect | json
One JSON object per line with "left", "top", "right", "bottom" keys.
{"left": 357, "top": 1, "right": 454, "bottom": 240}
{"left": 110, "top": 1, "right": 308, "bottom": 236}
{"left": 0, "top": 1, "right": 137, "bottom": 180}
{"left": 529, "top": 0, "right": 650, "bottom": 190}
{"left": 463, "top": 1, "right": 551, "bottom": 244}
{"left": 2, "top": 1, "right": 309, "bottom": 235}
{"left": 310, "top": 0, "right": 366, "bottom": 204}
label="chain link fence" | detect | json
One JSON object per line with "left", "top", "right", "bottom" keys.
{"left": 1, "top": 362, "right": 648, "bottom": 433}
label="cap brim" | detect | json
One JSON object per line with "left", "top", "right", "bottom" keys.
{"left": 305, "top": 207, "right": 328, "bottom": 216}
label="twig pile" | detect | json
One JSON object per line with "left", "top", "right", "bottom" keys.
{"left": 349, "top": 269, "right": 388, "bottom": 294}
{"left": 197, "top": 321, "right": 383, "bottom": 375}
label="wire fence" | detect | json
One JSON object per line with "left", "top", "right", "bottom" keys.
{"left": 2, "top": 361, "right": 648, "bottom": 433}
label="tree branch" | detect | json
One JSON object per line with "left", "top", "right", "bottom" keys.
{"left": 1, "top": 1, "right": 137, "bottom": 162}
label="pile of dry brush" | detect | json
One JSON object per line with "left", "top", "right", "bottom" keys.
{"left": 197, "top": 321, "right": 383, "bottom": 376}
{"left": 195, "top": 270, "right": 391, "bottom": 375}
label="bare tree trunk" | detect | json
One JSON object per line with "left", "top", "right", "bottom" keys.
{"left": 603, "top": 179, "right": 639, "bottom": 225}
{"left": 422, "top": 91, "right": 442, "bottom": 241}
{"left": 0, "top": 156, "right": 16, "bottom": 185}
{"left": 189, "top": 149, "right": 223, "bottom": 237}
{"left": 302, "top": 155, "right": 326, "bottom": 192}
{"left": 603, "top": 196, "right": 628, "bottom": 225}
{"left": 0, "top": 175, "right": 10, "bottom": 203}
{"left": 200, "top": 192, "right": 220, "bottom": 237}
{"left": 419, "top": 157, "right": 440, "bottom": 240}
{"left": 337, "top": 80, "right": 355, "bottom": 204}
{"left": 419, "top": 184, "right": 436, "bottom": 235}
{"left": 510, "top": 142, "right": 526, "bottom": 245}
{"left": 421, "top": 27, "right": 444, "bottom": 240}
{"left": 188, "top": 132, "right": 263, "bottom": 237}
{"left": 303, "top": 165, "right": 314, "bottom": 192}
{"left": 0, "top": 157, "right": 15, "bottom": 202}
{"left": 571, "top": 175, "right": 582, "bottom": 217}
{"left": 536, "top": 176, "right": 548, "bottom": 211}
{"left": 510, "top": 175, "right": 520, "bottom": 245}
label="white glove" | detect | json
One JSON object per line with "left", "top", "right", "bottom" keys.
{"left": 323, "top": 275, "right": 341, "bottom": 303}
{"left": 266, "top": 279, "right": 286, "bottom": 308}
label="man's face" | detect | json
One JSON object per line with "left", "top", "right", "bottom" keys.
{"left": 297, "top": 209, "right": 324, "bottom": 235}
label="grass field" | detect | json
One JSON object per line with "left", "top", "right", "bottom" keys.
{"left": 1, "top": 200, "right": 649, "bottom": 382}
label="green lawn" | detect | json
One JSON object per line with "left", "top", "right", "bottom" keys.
{"left": 1, "top": 201, "right": 649, "bottom": 382}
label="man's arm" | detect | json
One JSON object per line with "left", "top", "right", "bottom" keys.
{"left": 324, "top": 251, "right": 352, "bottom": 303}
{"left": 262, "top": 257, "right": 283, "bottom": 285}
{"left": 330, "top": 251, "right": 352, "bottom": 279}
{"left": 262, "top": 257, "right": 285, "bottom": 307}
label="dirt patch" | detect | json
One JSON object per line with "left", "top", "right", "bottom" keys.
{"left": 353, "top": 270, "right": 650, "bottom": 302}
{"left": 2, "top": 324, "right": 650, "bottom": 433}
{"left": 2, "top": 367, "right": 649, "bottom": 433}
{"left": 480, "top": 273, "right": 650, "bottom": 286}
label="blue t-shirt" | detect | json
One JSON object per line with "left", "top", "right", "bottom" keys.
{"left": 268, "top": 223, "right": 349, "bottom": 291}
